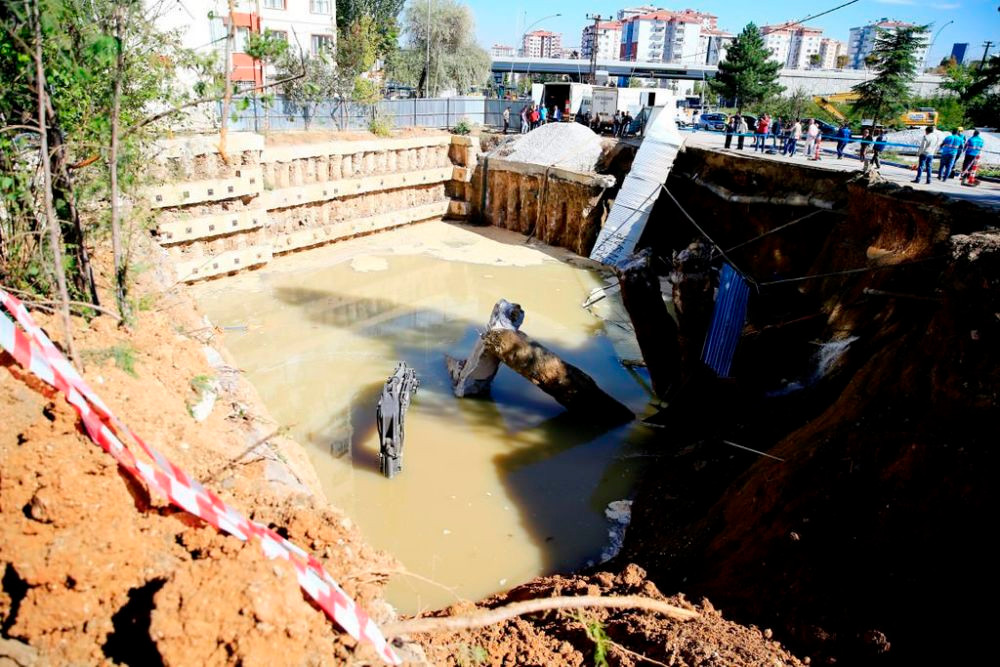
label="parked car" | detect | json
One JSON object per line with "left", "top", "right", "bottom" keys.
{"left": 698, "top": 112, "right": 727, "bottom": 131}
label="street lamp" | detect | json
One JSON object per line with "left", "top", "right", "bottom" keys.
{"left": 924, "top": 20, "right": 954, "bottom": 71}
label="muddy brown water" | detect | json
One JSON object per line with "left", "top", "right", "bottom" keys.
{"left": 191, "top": 222, "right": 654, "bottom": 614}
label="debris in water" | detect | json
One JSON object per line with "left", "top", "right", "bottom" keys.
{"left": 377, "top": 362, "right": 419, "bottom": 479}
{"left": 600, "top": 499, "right": 633, "bottom": 563}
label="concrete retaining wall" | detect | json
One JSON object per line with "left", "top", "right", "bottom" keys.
{"left": 147, "top": 132, "right": 475, "bottom": 282}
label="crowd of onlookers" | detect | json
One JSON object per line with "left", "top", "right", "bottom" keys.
{"left": 711, "top": 112, "right": 986, "bottom": 186}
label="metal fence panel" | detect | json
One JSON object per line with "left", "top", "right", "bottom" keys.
{"left": 222, "top": 96, "right": 520, "bottom": 132}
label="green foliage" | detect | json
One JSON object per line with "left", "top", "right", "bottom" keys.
{"left": 574, "top": 612, "right": 610, "bottom": 667}
{"left": 452, "top": 118, "right": 471, "bottom": 135}
{"left": 84, "top": 343, "right": 138, "bottom": 377}
{"left": 627, "top": 77, "right": 643, "bottom": 88}
{"left": 368, "top": 113, "right": 393, "bottom": 136}
{"left": 336, "top": 0, "right": 404, "bottom": 59}
{"left": 245, "top": 29, "right": 289, "bottom": 64}
{"left": 189, "top": 374, "right": 215, "bottom": 394}
{"left": 0, "top": 0, "right": 187, "bottom": 301}
{"left": 387, "top": 0, "right": 490, "bottom": 97}
{"left": 850, "top": 25, "right": 928, "bottom": 126}
{"left": 709, "top": 23, "right": 784, "bottom": 114}
{"left": 454, "top": 644, "right": 488, "bottom": 666}
{"left": 911, "top": 96, "right": 969, "bottom": 128}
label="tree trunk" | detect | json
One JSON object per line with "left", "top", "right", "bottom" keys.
{"left": 32, "top": 0, "right": 77, "bottom": 364}
{"left": 616, "top": 249, "right": 680, "bottom": 399}
{"left": 109, "top": 5, "right": 130, "bottom": 322}
{"left": 481, "top": 329, "right": 633, "bottom": 424}
{"left": 218, "top": 0, "right": 236, "bottom": 164}
{"left": 446, "top": 298, "right": 524, "bottom": 397}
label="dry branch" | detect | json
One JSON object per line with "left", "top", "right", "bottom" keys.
{"left": 384, "top": 595, "right": 698, "bottom": 637}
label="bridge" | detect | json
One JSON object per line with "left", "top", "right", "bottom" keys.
{"left": 490, "top": 57, "right": 945, "bottom": 96}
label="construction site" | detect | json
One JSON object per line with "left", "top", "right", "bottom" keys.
{"left": 3, "top": 1, "right": 1000, "bottom": 662}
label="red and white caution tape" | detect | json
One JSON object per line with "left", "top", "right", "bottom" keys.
{"left": 0, "top": 288, "right": 400, "bottom": 665}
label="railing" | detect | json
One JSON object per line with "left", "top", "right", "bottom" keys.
{"left": 222, "top": 96, "right": 532, "bottom": 132}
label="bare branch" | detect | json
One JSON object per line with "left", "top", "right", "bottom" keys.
{"left": 383, "top": 595, "right": 698, "bottom": 637}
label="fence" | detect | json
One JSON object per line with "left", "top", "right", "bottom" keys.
{"left": 225, "top": 96, "right": 532, "bottom": 133}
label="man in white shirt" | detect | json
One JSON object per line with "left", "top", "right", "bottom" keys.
{"left": 913, "top": 126, "right": 940, "bottom": 185}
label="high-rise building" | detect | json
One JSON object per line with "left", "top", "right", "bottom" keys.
{"left": 522, "top": 30, "right": 563, "bottom": 58}
{"left": 490, "top": 43, "right": 516, "bottom": 58}
{"left": 617, "top": 5, "right": 660, "bottom": 21}
{"left": 582, "top": 20, "right": 624, "bottom": 61}
{"left": 762, "top": 22, "right": 824, "bottom": 69}
{"left": 847, "top": 19, "right": 928, "bottom": 69}
{"left": 620, "top": 9, "right": 717, "bottom": 64}
{"left": 818, "top": 38, "right": 844, "bottom": 69}
{"left": 950, "top": 42, "right": 969, "bottom": 65}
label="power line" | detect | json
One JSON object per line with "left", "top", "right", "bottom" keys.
{"left": 784, "top": 0, "right": 862, "bottom": 30}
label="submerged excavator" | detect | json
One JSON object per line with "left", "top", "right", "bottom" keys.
{"left": 813, "top": 92, "right": 938, "bottom": 128}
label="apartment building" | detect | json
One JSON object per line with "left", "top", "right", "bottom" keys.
{"left": 522, "top": 30, "right": 563, "bottom": 58}
{"left": 762, "top": 22, "right": 823, "bottom": 69}
{"left": 617, "top": 5, "right": 660, "bottom": 21}
{"left": 818, "top": 38, "right": 844, "bottom": 69}
{"left": 620, "top": 9, "right": 716, "bottom": 64}
{"left": 152, "top": 0, "right": 336, "bottom": 86}
{"left": 699, "top": 29, "right": 733, "bottom": 66}
{"left": 490, "top": 43, "right": 516, "bottom": 58}
{"left": 847, "top": 19, "right": 928, "bottom": 69}
{"left": 581, "top": 20, "right": 624, "bottom": 61}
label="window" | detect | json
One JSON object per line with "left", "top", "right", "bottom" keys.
{"left": 234, "top": 26, "right": 250, "bottom": 53}
{"left": 310, "top": 0, "right": 332, "bottom": 14}
{"left": 268, "top": 29, "right": 288, "bottom": 43}
{"left": 311, "top": 34, "right": 334, "bottom": 54}
{"left": 263, "top": 0, "right": 285, "bottom": 8}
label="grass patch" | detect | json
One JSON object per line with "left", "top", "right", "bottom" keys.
{"left": 454, "top": 644, "right": 488, "bottom": 666}
{"left": 189, "top": 374, "right": 215, "bottom": 394}
{"left": 574, "top": 612, "right": 611, "bottom": 667}
{"left": 84, "top": 344, "right": 139, "bottom": 377}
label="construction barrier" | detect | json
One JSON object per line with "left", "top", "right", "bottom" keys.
{"left": 0, "top": 288, "right": 401, "bottom": 665}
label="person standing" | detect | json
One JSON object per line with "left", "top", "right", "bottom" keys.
{"left": 736, "top": 115, "right": 748, "bottom": 150}
{"left": 502, "top": 106, "right": 510, "bottom": 134}
{"left": 786, "top": 118, "right": 802, "bottom": 156}
{"left": 724, "top": 114, "right": 736, "bottom": 149}
{"left": 755, "top": 114, "right": 770, "bottom": 153}
{"left": 937, "top": 128, "right": 962, "bottom": 181}
{"left": 836, "top": 123, "right": 852, "bottom": 159}
{"left": 771, "top": 116, "right": 783, "bottom": 151}
{"left": 539, "top": 104, "right": 548, "bottom": 125}
{"left": 960, "top": 129, "right": 984, "bottom": 183}
{"left": 872, "top": 128, "right": 887, "bottom": 170}
{"left": 913, "top": 126, "right": 939, "bottom": 184}
{"left": 949, "top": 126, "right": 966, "bottom": 178}
{"left": 520, "top": 105, "right": 530, "bottom": 133}
{"left": 803, "top": 119, "right": 819, "bottom": 159}
{"left": 858, "top": 127, "right": 872, "bottom": 170}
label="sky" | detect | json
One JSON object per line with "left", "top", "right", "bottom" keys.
{"left": 431, "top": 0, "right": 1000, "bottom": 66}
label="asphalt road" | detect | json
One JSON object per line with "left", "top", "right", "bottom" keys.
{"left": 681, "top": 130, "right": 1000, "bottom": 210}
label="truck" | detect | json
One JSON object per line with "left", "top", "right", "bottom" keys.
{"left": 531, "top": 82, "right": 593, "bottom": 121}
{"left": 812, "top": 93, "right": 938, "bottom": 128}
{"left": 584, "top": 86, "right": 668, "bottom": 132}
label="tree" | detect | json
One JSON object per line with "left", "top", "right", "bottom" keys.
{"left": 836, "top": 54, "right": 849, "bottom": 69}
{"left": 336, "top": 0, "right": 405, "bottom": 59}
{"left": 940, "top": 62, "right": 975, "bottom": 97}
{"left": 808, "top": 53, "right": 821, "bottom": 69}
{"left": 386, "top": 0, "right": 490, "bottom": 97}
{"left": 709, "top": 23, "right": 784, "bottom": 114}
{"left": 851, "top": 25, "right": 928, "bottom": 127}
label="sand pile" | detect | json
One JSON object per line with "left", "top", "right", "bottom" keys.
{"left": 489, "top": 122, "right": 605, "bottom": 173}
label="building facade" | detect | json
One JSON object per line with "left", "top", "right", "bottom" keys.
{"left": 490, "top": 43, "right": 516, "bottom": 58}
{"left": 847, "top": 19, "right": 928, "bottom": 69}
{"left": 620, "top": 9, "right": 718, "bottom": 64}
{"left": 817, "top": 38, "right": 844, "bottom": 69}
{"left": 152, "top": 0, "right": 336, "bottom": 87}
{"left": 522, "top": 30, "right": 563, "bottom": 58}
{"left": 762, "top": 22, "right": 824, "bottom": 69}
{"left": 700, "top": 29, "right": 733, "bottom": 66}
{"left": 581, "top": 20, "right": 623, "bottom": 61}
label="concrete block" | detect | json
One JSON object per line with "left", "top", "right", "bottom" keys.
{"left": 158, "top": 209, "right": 266, "bottom": 245}
{"left": 175, "top": 244, "right": 273, "bottom": 282}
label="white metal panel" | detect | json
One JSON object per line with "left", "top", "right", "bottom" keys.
{"left": 589, "top": 107, "right": 685, "bottom": 268}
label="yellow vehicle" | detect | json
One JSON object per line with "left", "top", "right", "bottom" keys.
{"left": 812, "top": 94, "right": 938, "bottom": 127}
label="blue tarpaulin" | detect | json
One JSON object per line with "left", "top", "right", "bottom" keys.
{"left": 702, "top": 263, "right": 750, "bottom": 377}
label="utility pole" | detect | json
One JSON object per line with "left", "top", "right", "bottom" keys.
{"left": 585, "top": 14, "right": 604, "bottom": 84}
{"left": 979, "top": 41, "right": 994, "bottom": 72}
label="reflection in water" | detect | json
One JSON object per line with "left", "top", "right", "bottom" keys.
{"left": 192, "top": 236, "right": 654, "bottom": 614}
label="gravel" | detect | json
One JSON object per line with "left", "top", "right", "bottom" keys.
{"left": 489, "top": 122, "right": 605, "bottom": 173}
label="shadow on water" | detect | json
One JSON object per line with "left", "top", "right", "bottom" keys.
{"left": 273, "top": 278, "right": 654, "bottom": 576}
